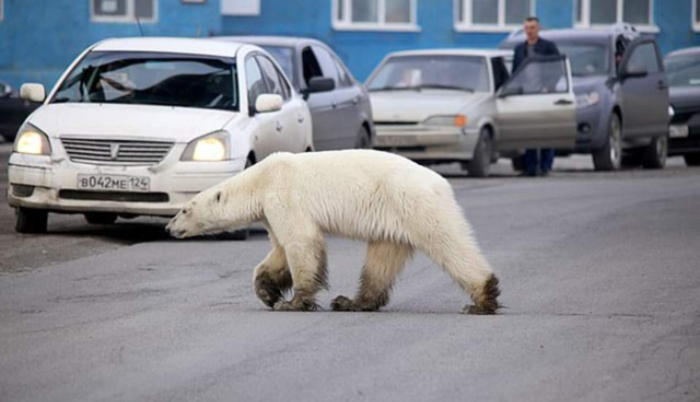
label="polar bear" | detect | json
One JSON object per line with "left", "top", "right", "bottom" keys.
{"left": 166, "top": 150, "right": 500, "bottom": 314}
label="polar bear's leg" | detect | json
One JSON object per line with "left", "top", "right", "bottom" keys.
{"left": 331, "top": 241, "right": 413, "bottom": 312}
{"left": 272, "top": 235, "right": 328, "bottom": 312}
{"left": 253, "top": 246, "right": 292, "bottom": 308}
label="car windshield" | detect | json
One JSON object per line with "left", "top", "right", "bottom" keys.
{"left": 665, "top": 55, "right": 700, "bottom": 87}
{"left": 260, "top": 45, "right": 296, "bottom": 88}
{"left": 557, "top": 43, "right": 610, "bottom": 77}
{"left": 366, "top": 55, "right": 489, "bottom": 93}
{"left": 52, "top": 51, "right": 238, "bottom": 111}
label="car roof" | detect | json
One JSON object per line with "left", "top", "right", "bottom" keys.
{"left": 385, "top": 48, "right": 512, "bottom": 58}
{"left": 210, "top": 35, "right": 325, "bottom": 49}
{"left": 92, "top": 37, "right": 246, "bottom": 58}
{"left": 502, "top": 28, "right": 624, "bottom": 46}
{"left": 666, "top": 46, "right": 700, "bottom": 58}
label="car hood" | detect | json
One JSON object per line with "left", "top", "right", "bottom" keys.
{"left": 669, "top": 86, "right": 700, "bottom": 110}
{"left": 369, "top": 91, "right": 490, "bottom": 123}
{"left": 27, "top": 103, "right": 238, "bottom": 143}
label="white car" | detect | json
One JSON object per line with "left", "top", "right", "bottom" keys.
{"left": 8, "top": 37, "right": 313, "bottom": 236}
{"left": 367, "top": 49, "right": 577, "bottom": 177}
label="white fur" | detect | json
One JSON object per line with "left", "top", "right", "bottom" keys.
{"left": 166, "top": 150, "right": 496, "bottom": 311}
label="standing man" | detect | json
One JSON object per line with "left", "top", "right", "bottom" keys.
{"left": 512, "top": 16, "right": 560, "bottom": 177}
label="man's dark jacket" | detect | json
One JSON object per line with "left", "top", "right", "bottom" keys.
{"left": 512, "top": 38, "right": 560, "bottom": 73}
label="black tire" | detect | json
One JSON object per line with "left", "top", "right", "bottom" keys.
{"left": 465, "top": 128, "right": 493, "bottom": 178}
{"left": 84, "top": 212, "right": 118, "bottom": 225}
{"left": 511, "top": 155, "right": 524, "bottom": 172}
{"left": 15, "top": 208, "right": 48, "bottom": 234}
{"left": 355, "top": 126, "right": 372, "bottom": 149}
{"left": 685, "top": 153, "right": 700, "bottom": 166}
{"left": 641, "top": 135, "right": 667, "bottom": 169}
{"left": 592, "top": 113, "right": 622, "bottom": 171}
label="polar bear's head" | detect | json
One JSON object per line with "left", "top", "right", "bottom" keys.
{"left": 166, "top": 179, "right": 259, "bottom": 239}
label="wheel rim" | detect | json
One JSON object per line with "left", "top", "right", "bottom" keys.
{"left": 610, "top": 117, "right": 621, "bottom": 166}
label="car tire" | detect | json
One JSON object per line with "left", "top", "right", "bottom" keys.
{"left": 217, "top": 158, "right": 253, "bottom": 241}
{"left": 15, "top": 208, "right": 48, "bottom": 234}
{"left": 592, "top": 113, "right": 622, "bottom": 171}
{"left": 641, "top": 135, "right": 667, "bottom": 169}
{"left": 465, "top": 127, "right": 492, "bottom": 178}
{"left": 84, "top": 212, "right": 118, "bottom": 225}
{"left": 685, "top": 153, "right": 700, "bottom": 166}
{"left": 355, "top": 126, "right": 372, "bottom": 149}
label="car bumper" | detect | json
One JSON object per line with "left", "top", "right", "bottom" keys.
{"left": 372, "top": 124, "right": 479, "bottom": 162}
{"left": 7, "top": 151, "right": 246, "bottom": 216}
{"left": 573, "top": 105, "right": 608, "bottom": 152}
{"left": 668, "top": 115, "right": 700, "bottom": 155}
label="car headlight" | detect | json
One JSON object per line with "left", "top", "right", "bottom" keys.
{"left": 181, "top": 131, "right": 230, "bottom": 162}
{"left": 575, "top": 91, "right": 600, "bottom": 109}
{"left": 668, "top": 105, "right": 675, "bottom": 119}
{"left": 13, "top": 123, "right": 51, "bottom": 156}
{"left": 423, "top": 115, "right": 468, "bottom": 127}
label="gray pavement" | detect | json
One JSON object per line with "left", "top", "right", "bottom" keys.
{"left": 1, "top": 142, "right": 699, "bottom": 401}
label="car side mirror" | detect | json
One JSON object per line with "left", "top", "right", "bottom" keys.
{"left": 254, "top": 94, "right": 283, "bottom": 114}
{"left": 307, "top": 77, "right": 335, "bottom": 94}
{"left": 20, "top": 83, "right": 46, "bottom": 103}
{"left": 499, "top": 84, "right": 524, "bottom": 98}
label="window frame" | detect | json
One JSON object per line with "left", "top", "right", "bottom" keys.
{"left": 574, "top": 0, "right": 658, "bottom": 33}
{"left": 455, "top": 0, "right": 536, "bottom": 33}
{"left": 332, "top": 0, "right": 420, "bottom": 32}
{"left": 693, "top": 0, "right": 700, "bottom": 32}
{"left": 0, "top": 0, "right": 4, "bottom": 22}
{"left": 90, "top": 0, "right": 158, "bottom": 23}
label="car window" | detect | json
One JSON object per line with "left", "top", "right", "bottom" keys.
{"left": 256, "top": 55, "right": 283, "bottom": 97}
{"left": 626, "top": 42, "right": 661, "bottom": 74}
{"left": 301, "top": 47, "right": 323, "bottom": 86}
{"left": 51, "top": 51, "right": 238, "bottom": 111}
{"left": 491, "top": 57, "right": 510, "bottom": 91}
{"left": 311, "top": 46, "right": 341, "bottom": 87}
{"left": 558, "top": 43, "right": 610, "bottom": 77}
{"left": 333, "top": 57, "right": 354, "bottom": 88}
{"left": 245, "top": 56, "right": 267, "bottom": 107}
{"left": 260, "top": 46, "right": 295, "bottom": 87}
{"left": 665, "top": 55, "right": 700, "bottom": 87}
{"left": 503, "top": 57, "right": 569, "bottom": 95}
{"left": 366, "top": 55, "right": 490, "bottom": 93}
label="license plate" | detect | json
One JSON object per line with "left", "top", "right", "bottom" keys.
{"left": 77, "top": 174, "right": 150, "bottom": 192}
{"left": 670, "top": 124, "right": 689, "bottom": 138}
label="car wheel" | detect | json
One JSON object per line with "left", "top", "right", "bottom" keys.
{"left": 465, "top": 127, "right": 492, "bottom": 178}
{"left": 592, "top": 113, "right": 622, "bottom": 171}
{"left": 641, "top": 135, "right": 667, "bottom": 169}
{"left": 355, "top": 126, "right": 372, "bottom": 149}
{"left": 84, "top": 212, "right": 118, "bottom": 225}
{"left": 218, "top": 158, "right": 253, "bottom": 241}
{"left": 684, "top": 153, "right": 700, "bottom": 166}
{"left": 15, "top": 207, "right": 48, "bottom": 234}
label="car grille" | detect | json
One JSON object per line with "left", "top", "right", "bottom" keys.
{"left": 61, "top": 138, "right": 174, "bottom": 166}
{"left": 59, "top": 190, "right": 169, "bottom": 203}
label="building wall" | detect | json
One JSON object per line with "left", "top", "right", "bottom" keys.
{"left": 0, "top": 0, "right": 221, "bottom": 90}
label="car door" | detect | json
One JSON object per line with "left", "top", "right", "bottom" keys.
{"left": 301, "top": 46, "right": 344, "bottom": 151}
{"left": 244, "top": 55, "right": 280, "bottom": 161}
{"left": 494, "top": 55, "right": 577, "bottom": 150}
{"left": 619, "top": 37, "right": 669, "bottom": 138}
{"left": 256, "top": 54, "right": 306, "bottom": 153}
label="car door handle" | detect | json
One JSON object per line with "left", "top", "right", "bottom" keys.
{"left": 332, "top": 102, "right": 338, "bottom": 109}
{"left": 297, "top": 114, "right": 305, "bottom": 123}
{"left": 276, "top": 121, "right": 283, "bottom": 132}
{"left": 658, "top": 81, "right": 667, "bottom": 90}
{"left": 554, "top": 99, "right": 574, "bottom": 106}
{"left": 352, "top": 97, "right": 359, "bottom": 106}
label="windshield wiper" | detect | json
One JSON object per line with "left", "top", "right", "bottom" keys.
{"left": 413, "top": 84, "right": 475, "bottom": 92}
{"left": 368, "top": 86, "right": 418, "bottom": 92}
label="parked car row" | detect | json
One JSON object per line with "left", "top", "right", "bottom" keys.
{"left": 6, "top": 28, "right": 700, "bottom": 235}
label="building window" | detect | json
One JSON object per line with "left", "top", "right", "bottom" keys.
{"left": 455, "top": 0, "right": 535, "bottom": 32}
{"left": 91, "top": 0, "right": 157, "bottom": 22}
{"left": 332, "top": 0, "right": 419, "bottom": 31}
{"left": 221, "top": 0, "right": 260, "bottom": 16}
{"left": 575, "top": 0, "right": 655, "bottom": 30}
{"left": 693, "top": 0, "right": 700, "bottom": 31}
{"left": 0, "top": 0, "right": 4, "bottom": 21}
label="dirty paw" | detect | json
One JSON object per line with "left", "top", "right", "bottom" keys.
{"left": 272, "top": 300, "right": 319, "bottom": 312}
{"left": 462, "top": 304, "right": 498, "bottom": 315}
{"left": 330, "top": 295, "right": 360, "bottom": 312}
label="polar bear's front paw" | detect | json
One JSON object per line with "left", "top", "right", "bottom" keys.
{"left": 272, "top": 299, "right": 319, "bottom": 312}
{"left": 330, "top": 295, "right": 360, "bottom": 312}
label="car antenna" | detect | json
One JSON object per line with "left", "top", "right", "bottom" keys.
{"left": 136, "top": 15, "right": 144, "bottom": 36}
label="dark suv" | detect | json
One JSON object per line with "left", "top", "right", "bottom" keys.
{"left": 501, "top": 27, "right": 670, "bottom": 170}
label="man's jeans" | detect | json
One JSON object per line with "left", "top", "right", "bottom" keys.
{"left": 524, "top": 149, "right": 555, "bottom": 176}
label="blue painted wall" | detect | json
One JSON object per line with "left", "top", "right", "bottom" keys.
{"left": 0, "top": 0, "right": 221, "bottom": 90}
{"left": 2, "top": 0, "right": 700, "bottom": 90}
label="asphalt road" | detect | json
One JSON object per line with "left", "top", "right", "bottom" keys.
{"left": 1, "top": 142, "right": 699, "bottom": 401}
